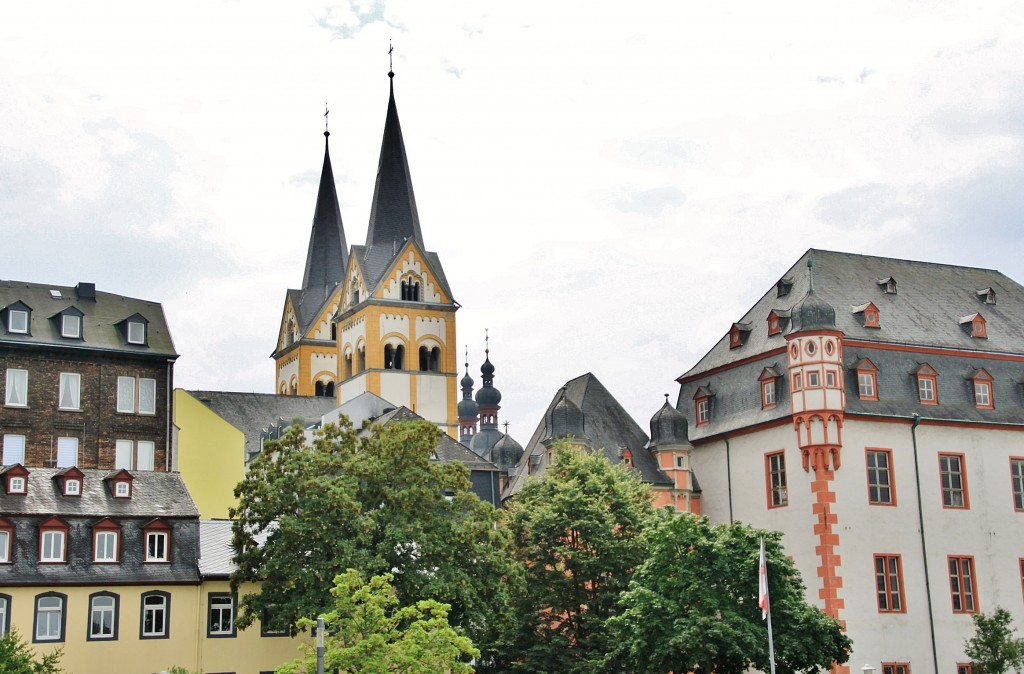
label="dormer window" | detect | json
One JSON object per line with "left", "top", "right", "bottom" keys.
{"left": 912, "top": 363, "right": 938, "bottom": 404}
{"left": 853, "top": 358, "right": 878, "bottom": 401}
{"left": 959, "top": 313, "right": 987, "bottom": 339}
{"left": 3, "top": 465, "right": 29, "bottom": 495}
{"left": 127, "top": 320, "right": 145, "bottom": 344}
{"left": 693, "top": 386, "right": 713, "bottom": 426}
{"left": 852, "top": 302, "right": 880, "bottom": 328}
{"left": 776, "top": 277, "right": 794, "bottom": 298}
{"left": 977, "top": 288, "right": 996, "bottom": 305}
{"left": 759, "top": 367, "right": 781, "bottom": 409}
{"left": 143, "top": 519, "right": 171, "bottom": 563}
{"left": 55, "top": 467, "right": 84, "bottom": 497}
{"left": 39, "top": 517, "right": 69, "bottom": 563}
{"left": 729, "top": 323, "right": 752, "bottom": 349}
{"left": 4, "top": 302, "right": 31, "bottom": 334}
{"left": 621, "top": 448, "right": 634, "bottom": 468}
{"left": 115, "top": 481, "right": 130, "bottom": 497}
{"left": 970, "top": 369, "right": 994, "bottom": 410}
{"left": 65, "top": 479, "right": 80, "bottom": 496}
{"left": 878, "top": 277, "right": 898, "bottom": 295}
{"left": 105, "top": 469, "right": 134, "bottom": 499}
{"left": 767, "top": 310, "right": 790, "bottom": 337}
{"left": 60, "top": 311, "right": 83, "bottom": 339}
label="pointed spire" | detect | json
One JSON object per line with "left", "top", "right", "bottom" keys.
{"left": 365, "top": 67, "right": 424, "bottom": 252}
{"left": 302, "top": 126, "right": 349, "bottom": 299}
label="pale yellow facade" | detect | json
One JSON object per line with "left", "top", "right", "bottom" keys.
{"left": 274, "top": 289, "right": 343, "bottom": 397}
{"left": 6, "top": 582, "right": 307, "bottom": 674}
{"left": 174, "top": 389, "right": 245, "bottom": 519}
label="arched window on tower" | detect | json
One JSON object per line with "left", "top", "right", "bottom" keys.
{"left": 315, "top": 381, "right": 325, "bottom": 396}
{"left": 325, "top": 381, "right": 335, "bottom": 398}
{"left": 430, "top": 347, "right": 440, "bottom": 372}
{"left": 401, "top": 276, "right": 421, "bottom": 301}
{"left": 385, "top": 344, "right": 405, "bottom": 370}
{"left": 419, "top": 346, "right": 429, "bottom": 371}
{"left": 330, "top": 323, "right": 337, "bottom": 340}
{"left": 356, "top": 346, "right": 365, "bottom": 374}
{"left": 344, "top": 353, "right": 353, "bottom": 379}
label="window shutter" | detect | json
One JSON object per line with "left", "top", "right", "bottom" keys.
{"left": 137, "top": 441, "right": 155, "bottom": 471}
{"left": 115, "top": 440, "right": 134, "bottom": 470}
{"left": 56, "top": 437, "right": 79, "bottom": 468}
{"left": 2, "top": 435, "right": 25, "bottom": 464}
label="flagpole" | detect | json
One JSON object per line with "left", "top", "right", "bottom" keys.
{"left": 760, "top": 537, "right": 777, "bottom": 674}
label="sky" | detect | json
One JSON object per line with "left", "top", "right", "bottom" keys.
{"left": 2, "top": 1, "right": 1023, "bottom": 443}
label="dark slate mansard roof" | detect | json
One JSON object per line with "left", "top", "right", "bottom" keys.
{"left": 677, "top": 248, "right": 1024, "bottom": 438}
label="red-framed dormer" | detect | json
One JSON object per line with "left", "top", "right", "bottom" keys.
{"left": 693, "top": 386, "right": 713, "bottom": 427}
{"left": 959, "top": 313, "right": 988, "bottom": 339}
{"left": 852, "top": 302, "right": 881, "bottom": 328}
{"left": 104, "top": 469, "right": 134, "bottom": 499}
{"left": 767, "top": 309, "right": 790, "bottom": 337}
{"left": 969, "top": 369, "right": 994, "bottom": 410}
{"left": 729, "top": 323, "right": 752, "bottom": 349}
{"left": 54, "top": 466, "right": 84, "bottom": 497}
{"left": 2, "top": 464, "right": 29, "bottom": 495}
{"left": 914, "top": 364, "right": 939, "bottom": 405}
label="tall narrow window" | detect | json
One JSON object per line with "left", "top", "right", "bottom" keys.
{"left": 5, "top": 369, "right": 27, "bottom": 407}
{"left": 140, "top": 591, "right": 170, "bottom": 638}
{"left": 115, "top": 440, "right": 134, "bottom": 470}
{"left": 88, "top": 592, "right": 118, "bottom": 641}
{"left": 58, "top": 373, "right": 80, "bottom": 410}
{"left": 93, "top": 519, "right": 120, "bottom": 563}
{"left": 972, "top": 370, "right": 994, "bottom": 409}
{"left": 940, "top": 453, "right": 969, "bottom": 509}
{"left": 874, "top": 554, "right": 905, "bottom": 612}
{"left": 857, "top": 367, "right": 877, "bottom": 400}
{"left": 136, "top": 441, "right": 155, "bottom": 471}
{"left": 127, "top": 320, "right": 146, "bottom": 345}
{"left": 915, "top": 364, "right": 938, "bottom": 404}
{"left": 0, "top": 521, "right": 11, "bottom": 563}
{"left": 949, "top": 556, "right": 977, "bottom": 613}
{"left": 866, "top": 449, "right": 895, "bottom": 505}
{"left": 139, "top": 378, "right": 156, "bottom": 414}
{"left": 696, "top": 398, "right": 709, "bottom": 426}
{"left": 117, "top": 376, "right": 135, "bottom": 413}
{"left": 766, "top": 451, "right": 787, "bottom": 508}
{"left": 0, "top": 594, "right": 10, "bottom": 636}
{"left": 33, "top": 593, "right": 65, "bottom": 642}
{"left": 1011, "top": 458, "right": 1024, "bottom": 512}
{"left": 762, "top": 380, "right": 776, "bottom": 408}
{"left": 55, "top": 437, "right": 78, "bottom": 468}
{"left": 39, "top": 519, "right": 67, "bottom": 563}
{"left": 2, "top": 435, "right": 25, "bottom": 465}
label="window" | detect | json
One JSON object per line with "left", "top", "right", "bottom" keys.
{"left": 1019, "top": 558, "right": 1024, "bottom": 603}
{"left": 854, "top": 359, "right": 878, "bottom": 400}
{"left": 55, "top": 437, "right": 78, "bottom": 468}
{"left": 0, "top": 520, "right": 11, "bottom": 563}
{"left": 918, "top": 378, "right": 935, "bottom": 402}
{"left": 1012, "top": 458, "right": 1024, "bottom": 511}
{"left": 2, "top": 435, "right": 25, "bottom": 465}
{"left": 762, "top": 380, "right": 776, "bottom": 408}
{"left": 140, "top": 591, "right": 170, "bottom": 638}
{"left": 64, "top": 479, "right": 80, "bottom": 496}
{"left": 792, "top": 372, "right": 802, "bottom": 391}
{"left": 874, "top": 554, "right": 905, "bottom": 612}
{"left": 144, "top": 521, "right": 170, "bottom": 562}
{"left": 949, "top": 556, "right": 977, "bottom": 613}
{"left": 39, "top": 519, "right": 67, "bottom": 563}
{"left": 115, "top": 481, "right": 131, "bottom": 498}
{"left": 93, "top": 520, "right": 120, "bottom": 563}
{"left": 208, "top": 594, "right": 236, "bottom": 637}
{"left": 261, "top": 607, "right": 289, "bottom": 637}
{"left": 940, "top": 453, "right": 969, "bottom": 509}
{"left": 33, "top": 593, "right": 65, "bottom": 642}
{"left": 866, "top": 449, "right": 895, "bottom": 505}
{"left": 766, "top": 451, "right": 787, "bottom": 508}
{"left": 825, "top": 371, "right": 837, "bottom": 388}
{"left": 958, "top": 664, "right": 974, "bottom": 674}
{"left": 0, "top": 594, "right": 10, "bottom": 636}
{"left": 972, "top": 370, "right": 994, "bottom": 409}
{"left": 7, "top": 473, "right": 27, "bottom": 494}
{"left": 383, "top": 344, "right": 405, "bottom": 370}
{"left": 117, "top": 377, "right": 156, "bottom": 414}
{"left": 61, "top": 313, "right": 81, "bottom": 339}
{"left": 806, "top": 371, "right": 820, "bottom": 388}
{"left": 882, "top": 664, "right": 909, "bottom": 674}
{"left": 88, "top": 592, "right": 119, "bottom": 641}
{"left": 57, "top": 373, "right": 81, "bottom": 410}
{"left": 115, "top": 439, "right": 134, "bottom": 469}
{"left": 696, "top": 398, "right": 709, "bottom": 426}
{"left": 137, "top": 441, "right": 155, "bottom": 471}
{"left": 5, "top": 369, "right": 27, "bottom": 407}
{"left": 127, "top": 320, "right": 146, "bottom": 345}
{"left": 8, "top": 309, "right": 28, "bottom": 334}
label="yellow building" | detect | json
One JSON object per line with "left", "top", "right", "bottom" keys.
{"left": 273, "top": 70, "right": 460, "bottom": 437}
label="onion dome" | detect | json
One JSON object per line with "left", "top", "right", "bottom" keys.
{"left": 458, "top": 355, "right": 479, "bottom": 418}
{"left": 790, "top": 258, "right": 836, "bottom": 332}
{"left": 475, "top": 337, "right": 502, "bottom": 407}
{"left": 490, "top": 432, "right": 524, "bottom": 472}
{"left": 649, "top": 397, "right": 689, "bottom": 446}
{"left": 546, "top": 388, "right": 585, "bottom": 440}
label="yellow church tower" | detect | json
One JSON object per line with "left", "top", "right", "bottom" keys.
{"left": 272, "top": 128, "right": 349, "bottom": 397}
{"left": 335, "top": 70, "right": 459, "bottom": 436}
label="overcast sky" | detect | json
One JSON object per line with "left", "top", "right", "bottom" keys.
{"left": 2, "top": 1, "right": 1023, "bottom": 442}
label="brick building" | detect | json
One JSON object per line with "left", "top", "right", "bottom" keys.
{"left": 1, "top": 280, "right": 177, "bottom": 471}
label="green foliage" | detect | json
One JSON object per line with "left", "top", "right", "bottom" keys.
{"left": 166, "top": 667, "right": 202, "bottom": 674}
{"left": 497, "top": 444, "right": 655, "bottom": 674}
{"left": 965, "top": 607, "right": 1024, "bottom": 674}
{"left": 276, "top": 569, "right": 478, "bottom": 674}
{"left": 607, "top": 511, "right": 850, "bottom": 674}
{"left": 0, "top": 629, "right": 63, "bottom": 674}
{"left": 230, "top": 418, "right": 520, "bottom": 657}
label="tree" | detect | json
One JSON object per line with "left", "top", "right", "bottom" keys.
{"left": 965, "top": 607, "right": 1024, "bottom": 674}
{"left": 497, "top": 444, "right": 655, "bottom": 674}
{"left": 0, "top": 629, "right": 63, "bottom": 674}
{"left": 607, "top": 511, "right": 850, "bottom": 674}
{"left": 276, "top": 569, "right": 478, "bottom": 674}
{"left": 230, "top": 418, "right": 520, "bottom": 657}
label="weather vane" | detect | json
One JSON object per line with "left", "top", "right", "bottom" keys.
{"left": 324, "top": 103, "right": 329, "bottom": 134}
{"left": 388, "top": 40, "right": 394, "bottom": 73}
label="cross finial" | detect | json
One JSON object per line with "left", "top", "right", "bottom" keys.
{"left": 388, "top": 40, "right": 394, "bottom": 77}
{"left": 464, "top": 345, "right": 469, "bottom": 372}
{"left": 324, "top": 103, "right": 330, "bottom": 136}
{"left": 664, "top": 393, "right": 669, "bottom": 402}
{"left": 503, "top": 421, "right": 510, "bottom": 433}
{"left": 485, "top": 328, "right": 489, "bottom": 356}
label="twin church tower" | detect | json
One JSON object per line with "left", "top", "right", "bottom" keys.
{"left": 272, "top": 70, "right": 467, "bottom": 438}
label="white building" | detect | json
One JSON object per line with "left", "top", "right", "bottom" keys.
{"left": 677, "top": 249, "right": 1024, "bottom": 674}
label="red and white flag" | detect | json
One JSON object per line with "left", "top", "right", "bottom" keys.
{"left": 758, "top": 536, "right": 770, "bottom": 620}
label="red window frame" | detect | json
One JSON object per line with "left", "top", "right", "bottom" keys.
{"left": 38, "top": 517, "right": 68, "bottom": 564}
{"left": 0, "top": 517, "right": 13, "bottom": 563}
{"left": 143, "top": 519, "right": 171, "bottom": 563}
{"left": 92, "top": 518, "right": 121, "bottom": 564}
{"left": 948, "top": 555, "right": 978, "bottom": 613}
{"left": 958, "top": 664, "right": 973, "bottom": 674}
{"left": 972, "top": 370, "right": 994, "bottom": 409}
{"left": 939, "top": 453, "right": 970, "bottom": 509}
{"left": 882, "top": 664, "right": 910, "bottom": 674}
{"left": 695, "top": 398, "right": 709, "bottom": 426}
{"left": 765, "top": 451, "right": 788, "bottom": 509}
{"left": 874, "top": 554, "right": 906, "bottom": 613}
{"left": 855, "top": 359, "right": 878, "bottom": 401}
{"left": 761, "top": 380, "right": 776, "bottom": 409}
{"left": 1011, "top": 458, "right": 1024, "bottom": 512}
{"left": 866, "top": 448, "right": 896, "bottom": 506}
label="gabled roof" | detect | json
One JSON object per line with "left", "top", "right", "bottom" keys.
{"left": 0, "top": 467, "right": 198, "bottom": 519}
{"left": 186, "top": 390, "right": 338, "bottom": 459}
{"left": 346, "top": 242, "right": 455, "bottom": 306}
{"left": 506, "top": 373, "right": 673, "bottom": 499}
{"left": 681, "top": 249, "right": 1024, "bottom": 380}
{"left": 367, "top": 406, "right": 500, "bottom": 473}
{"left": 0, "top": 280, "right": 177, "bottom": 357}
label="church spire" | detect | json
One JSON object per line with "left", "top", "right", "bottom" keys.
{"left": 301, "top": 126, "right": 349, "bottom": 299}
{"left": 365, "top": 68, "right": 424, "bottom": 252}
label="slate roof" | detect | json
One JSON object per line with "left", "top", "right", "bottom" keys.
{"left": 186, "top": 391, "right": 338, "bottom": 460}
{"left": 0, "top": 280, "right": 177, "bottom": 358}
{"left": 348, "top": 242, "right": 456, "bottom": 307}
{"left": 676, "top": 249, "right": 1024, "bottom": 438}
{"left": 505, "top": 373, "right": 673, "bottom": 499}
{"left": 198, "top": 519, "right": 236, "bottom": 578}
{"left": 302, "top": 133, "right": 349, "bottom": 300}
{"left": 368, "top": 406, "right": 501, "bottom": 474}
{"left": 682, "top": 249, "right": 1024, "bottom": 380}
{"left": 324, "top": 390, "right": 398, "bottom": 431}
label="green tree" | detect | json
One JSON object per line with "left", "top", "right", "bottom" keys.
{"left": 607, "top": 511, "right": 850, "bottom": 674}
{"left": 0, "top": 629, "right": 63, "bottom": 674}
{"left": 230, "top": 418, "right": 520, "bottom": 658}
{"left": 497, "top": 444, "right": 654, "bottom": 674}
{"left": 276, "top": 569, "right": 478, "bottom": 674}
{"left": 965, "top": 607, "right": 1024, "bottom": 674}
